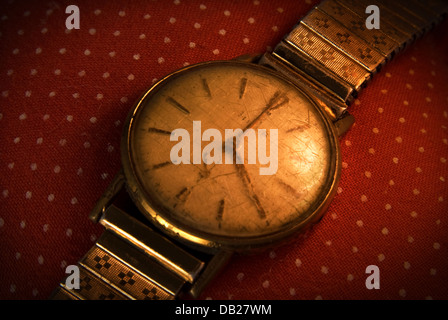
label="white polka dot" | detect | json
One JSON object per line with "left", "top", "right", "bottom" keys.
{"left": 433, "top": 242, "right": 440, "bottom": 250}
{"left": 144, "top": 14, "right": 151, "bottom": 19}
{"left": 213, "top": 49, "right": 220, "bottom": 55}
{"left": 224, "top": 10, "right": 231, "bottom": 16}
{"left": 262, "top": 280, "right": 269, "bottom": 288}
{"left": 399, "top": 117, "right": 406, "bottom": 123}
{"left": 289, "top": 288, "right": 296, "bottom": 296}
{"left": 385, "top": 204, "right": 391, "bottom": 210}
{"left": 361, "top": 195, "right": 367, "bottom": 202}
{"left": 399, "top": 289, "right": 406, "bottom": 297}
{"left": 35, "top": 47, "right": 42, "bottom": 54}
{"left": 237, "top": 273, "right": 244, "bottom": 281}
{"left": 352, "top": 246, "right": 358, "bottom": 253}
{"left": 248, "top": 17, "right": 255, "bottom": 24}
{"left": 194, "top": 22, "right": 201, "bottom": 29}
{"left": 15, "top": 252, "right": 20, "bottom": 259}
{"left": 219, "top": 29, "right": 226, "bottom": 36}
{"left": 59, "top": 139, "right": 67, "bottom": 146}
{"left": 133, "top": 54, "right": 140, "bottom": 60}
{"left": 139, "top": 34, "right": 146, "bottom": 39}
{"left": 49, "top": 91, "right": 56, "bottom": 97}
{"left": 38, "top": 255, "right": 44, "bottom": 265}
{"left": 25, "top": 90, "right": 31, "bottom": 97}
{"left": 372, "top": 127, "right": 379, "bottom": 134}
{"left": 410, "top": 211, "right": 418, "bottom": 218}
{"left": 369, "top": 148, "right": 375, "bottom": 154}
{"left": 25, "top": 191, "right": 32, "bottom": 199}
{"left": 101, "top": 173, "right": 109, "bottom": 180}
{"left": 113, "top": 30, "right": 120, "bottom": 36}
{"left": 128, "top": 74, "right": 135, "bottom": 80}
{"left": 32, "top": 289, "right": 39, "bottom": 297}
{"left": 48, "top": 194, "right": 55, "bottom": 202}
{"left": 43, "top": 224, "right": 49, "bottom": 232}
{"left": 382, "top": 227, "right": 389, "bottom": 235}
{"left": 200, "top": 4, "right": 207, "bottom": 10}
{"left": 71, "top": 197, "right": 78, "bottom": 205}
{"left": 66, "top": 229, "right": 73, "bottom": 237}
{"left": 90, "top": 117, "right": 97, "bottom": 124}
{"left": 30, "top": 69, "right": 37, "bottom": 75}
{"left": 2, "top": 190, "right": 8, "bottom": 198}
{"left": 0, "top": 218, "right": 4, "bottom": 227}
{"left": 66, "top": 115, "right": 73, "bottom": 122}
{"left": 54, "top": 165, "right": 61, "bottom": 173}
{"left": 418, "top": 147, "right": 425, "bottom": 153}
{"left": 416, "top": 167, "right": 422, "bottom": 173}
{"left": 393, "top": 157, "right": 399, "bottom": 164}
{"left": 119, "top": 11, "right": 126, "bottom": 17}
{"left": 404, "top": 261, "right": 411, "bottom": 270}
{"left": 84, "top": 49, "right": 91, "bottom": 56}
{"left": 96, "top": 93, "right": 103, "bottom": 100}
{"left": 78, "top": 70, "right": 86, "bottom": 77}
{"left": 347, "top": 274, "right": 354, "bottom": 281}
{"left": 189, "top": 42, "right": 196, "bottom": 48}
{"left": 10, "top": 284, "right": 16, "bottom": 293}
{"left": 170, "top": 17, "right": 177, "bottom": 24}
{"left": 321, "top": 266, "right": 329, "bottom": 274}
{"left": 84, "top": 141, "right": 91, "bottom": 148}
{"left": 30, "top": 163, "right": 37, "bottom": 171}
{"left": 120, "top": 97, "right": 128, "bottom": 103}
{"left": 378, "top": 253, "right": 385, "bottom": 262}
{"left": 89, "top": 28, "right": 96, "bottom": 35}
{"left": 295, "top": 258, "right": 302, "bottom": 267}
{"left": 94, "top": 9, "right": 101, "bottom": 15}
{"left": 395, "top": 136, "right": 402, "bottom": 143}
{"left": 356, "top": 220, "right": 363, "bottom": 227}
{"left": 408, "top": 236, "right": 414, "bottom": 243}
{"left": 269, "top": 250, "right": 276, "bottom": 259}
{"left": 20, "top": 220, "right": 26, "bottom": 228}
{"left": 365, "top": 171, "right": 371, "bottom": 178}
{"left": 109, "top": 51, "right": 116, "bottom": 57}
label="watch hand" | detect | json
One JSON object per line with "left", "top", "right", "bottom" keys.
{"left": 226, "top": 139, "right": 266, "bottom": 220}
{"left": 235, "top": 162, "right": 266, "bottom": 220}
{"left": 242, "top": 90, "right": 289, "bottom": 131}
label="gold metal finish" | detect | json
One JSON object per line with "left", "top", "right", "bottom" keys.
{"left": 99, "top": 204, "right": 204, "bottom": 283}
{"left": 52, "top": 0, "right": 447, "bottom": 300}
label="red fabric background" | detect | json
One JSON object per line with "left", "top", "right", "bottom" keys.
{"left": 0, "top": 0, "right": 447, "bottom": 300}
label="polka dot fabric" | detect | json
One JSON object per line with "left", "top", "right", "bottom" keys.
{"left": 0, "top": 0, "right": 447, "bottom": 300}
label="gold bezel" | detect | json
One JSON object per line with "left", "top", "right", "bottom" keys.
{"left": 121, "top": 60, "right": 341, "bottom": 253}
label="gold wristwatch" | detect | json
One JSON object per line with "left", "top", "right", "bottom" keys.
{"left": 51, "top": 0, "right": 447, "bottom": 300}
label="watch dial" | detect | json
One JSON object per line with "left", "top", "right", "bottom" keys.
{"left": 128, "top": 61, "right": 336, "bottom": 240}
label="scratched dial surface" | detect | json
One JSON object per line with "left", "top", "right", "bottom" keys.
{"left": 128, "top": 61, "right": 334, "bottom": 238}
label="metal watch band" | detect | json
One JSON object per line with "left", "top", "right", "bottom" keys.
{"left": 51, "top": 0, "right": 447, "bottom": 300}
{"left": 51, "top": 175, "right": 232, "bottom": 300}
{"left": 260, "top": 0, "right": 448, "bottom": 119}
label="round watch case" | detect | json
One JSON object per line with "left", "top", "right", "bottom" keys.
{"left": 121, "top": 60, "right": 341, "bottom": 253}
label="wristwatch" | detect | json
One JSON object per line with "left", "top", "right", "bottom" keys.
{"left": 51, "top": 0, "right": 447, "bottom": 300}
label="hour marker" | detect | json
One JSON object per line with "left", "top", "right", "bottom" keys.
{"left": 202, "top": 78, "right": 212, "bottom": 98}
{"left": 166, "top": 96, "right": 190, "bottom": 114}
{"left": 276, "top": 178, "right": 301, "bottom": 197}
{"left": 216, "top": 199, "right": 225, "bottom": 222}
{"left": 175, "top": 187, "right": 191, "bottom": 202}
{"left": 148, "top": 127, "right": 172, "bottom": 135}
{"left": 150, "top": 161, "right": 171, "bottom": 170}
{"left": 239, "top": 77, "right": 247, "bottom": 99}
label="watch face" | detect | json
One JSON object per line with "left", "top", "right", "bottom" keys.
{"left": 123, "top": 61, "right": 340, "bottom": 250}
